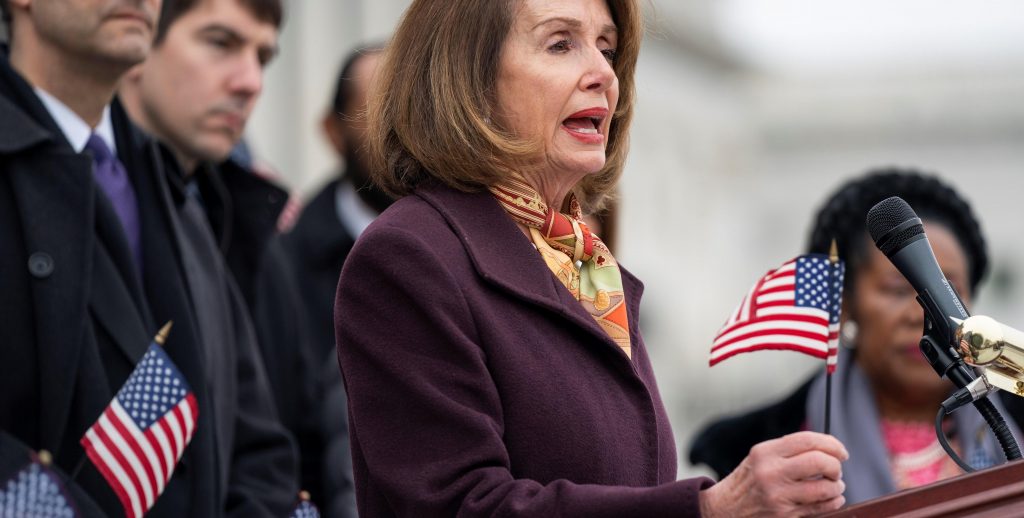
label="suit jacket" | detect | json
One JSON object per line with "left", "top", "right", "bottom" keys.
{"left": 335, "top": 182, "right": 714, "bottom": 517}
{"left": 285, "top": 178, "right": 357, "bottom": 360}
{"left": 0, "top": 52, "right": 294, "bottom": 516}
{"left": 160, "top": 154, "right": 299, "bottom": 517}
{"left": 193, "top": 160, "right": 326, "bottom": 509}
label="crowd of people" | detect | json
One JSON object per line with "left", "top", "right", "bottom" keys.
{"left": 1, "top": 0, "right": 1017, "bottom": 516}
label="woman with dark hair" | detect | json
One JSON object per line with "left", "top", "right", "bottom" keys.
{"left": 690, "top": 168, "right": 1023, "bottom": 505}
{"left": 334, "top": 0, "right": 848, "bottom": 516}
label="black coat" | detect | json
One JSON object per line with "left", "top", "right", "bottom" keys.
{"left": 284, "top": 178, "right": 357, "bottom": 360}
{"left": 0, "top": 53, "right": 295, "bottom": 516}
{"left": 191, "top": 160, "right": 326, "bottom": 509}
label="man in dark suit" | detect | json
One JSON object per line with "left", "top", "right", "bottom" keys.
{"left": 118, "top": 0, "right": 333, "bottom": 511}
{"left": 0, "top": 0, "right": 296, "bottom": 515}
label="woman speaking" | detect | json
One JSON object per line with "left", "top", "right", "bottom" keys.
{"left": 335, "top": 0, "right": 848, "bottom": 516}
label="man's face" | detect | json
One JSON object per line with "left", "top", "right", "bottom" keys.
{"left": 134, "top": 0, "right": 277, "bottom": 166}
{"left": 19, "top": 0, "right": 159, "bottom": 67}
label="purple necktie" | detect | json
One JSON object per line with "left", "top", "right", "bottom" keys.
{"left": 86, "top": 133, "right": 142, "bottom": 268}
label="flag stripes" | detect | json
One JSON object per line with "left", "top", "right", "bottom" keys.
{"left": 80, "top": 341, "right": 198, "bottom": 518}
{"left": 711, "top": 254, "right": 844, "bottom": 369}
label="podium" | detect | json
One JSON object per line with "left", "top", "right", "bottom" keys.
{"left": 822, "top": 460, "right": 1024, "bottom": 517}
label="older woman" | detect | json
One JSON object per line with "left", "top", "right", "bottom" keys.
{"left": 335, "top": 0, "right": 847, "bottom": 516}
{"left": 690, "top": 169, "right": 1024, "bottom": 505}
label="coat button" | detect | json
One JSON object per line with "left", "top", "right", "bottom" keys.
{"left": 28, "top": 252, "right": 54, "bottom": 278}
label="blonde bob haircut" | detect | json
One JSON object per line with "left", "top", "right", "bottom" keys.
{"left": 367, "top": 0, "right": 642, "bottom": 212}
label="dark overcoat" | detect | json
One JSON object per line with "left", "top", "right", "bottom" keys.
{"left": 192, "top": 160, "right": 329, "bottom": 509}
{"left": 335, "top": 182, "right": 714, "bottom": 517}
{"left": 0, "top": 53, "right": 295, "bottom": 516}
{"left": 286, "top": 177, "right": 356, "bottom": 359}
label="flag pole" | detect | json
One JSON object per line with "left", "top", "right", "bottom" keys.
{"left": 70, "top": 452, "right": 86, "bottom": 482}
{"left": 155, "top": 321, "right": 173, "bottom": 347}
{"left": 825, "top": 239, "right": 839, "bottom": 435}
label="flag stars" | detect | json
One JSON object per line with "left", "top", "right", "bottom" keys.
{"left": 113, "top": 345, "right": 192, "bottom": 429}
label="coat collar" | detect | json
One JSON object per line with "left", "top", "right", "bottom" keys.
{"left": 0, "top": 94, "right": 51, "bottom": 154}
{"left": 413, "top": 182, "right": 644, "bottom": 363}
{"left": 195, "top": 159, "right": 288, "bottom": 256}
{"left": 0, "top": 54, "right": 54, "bottom": 155}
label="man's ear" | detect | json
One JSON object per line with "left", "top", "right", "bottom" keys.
{"left": 322, "top": 112, "right": 346, "bottom": 156}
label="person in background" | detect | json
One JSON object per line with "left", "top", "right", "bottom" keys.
{"left": 335, "top": 0, "right": 848, "bottom": 516}
{"left": 282, "top": 43, "right": 386, "bottom": 518}
{"left": 690, "top": 168, "right": 1024, "bottom": 505}
{"left": 118, "top": 0, "right": 330, "bottom": 510}
{"left": 1, "top": 0, "right": 296, "bottom": 515}
{"left": 286, "top": 43, "right": 388, "bottom": 362}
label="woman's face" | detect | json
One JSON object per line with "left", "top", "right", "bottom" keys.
{"left": 495, "top": 0, "right": 619, "bottom": 189}
{"left": 852, "top": 222, "right": 972, "bottom": 405}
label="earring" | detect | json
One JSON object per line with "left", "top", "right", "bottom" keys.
{"left": 840, "top": 320, "right": 858, "bottom": 349}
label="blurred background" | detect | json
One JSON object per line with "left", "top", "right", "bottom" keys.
{"left": 247, "top": 0, "right": 1024, "bottom": 478}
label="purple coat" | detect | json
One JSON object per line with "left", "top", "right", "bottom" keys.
{"left": 335, "top": 182, "right": 714, "bottom": 517}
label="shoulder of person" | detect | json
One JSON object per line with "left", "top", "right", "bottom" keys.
{"left": 0, "top": 92, "right": 52, "bottom": 156}
{"left": 357, "top": 187, "right": 459, "bottom": 251}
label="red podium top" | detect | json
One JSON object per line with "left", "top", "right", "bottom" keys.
{"left": 822, "top": 460, "right": 1024, "bottom": 517}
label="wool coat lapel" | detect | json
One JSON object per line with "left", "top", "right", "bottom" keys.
{"left": 415, "top": 183, "right": 640, "bottom": 368}
{"left": 0, "top": 93, "right": 152, "bottom": 452}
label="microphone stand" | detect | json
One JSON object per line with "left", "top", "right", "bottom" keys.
{"left": 918, "top": 315, "right": 1022, "bottom": 469}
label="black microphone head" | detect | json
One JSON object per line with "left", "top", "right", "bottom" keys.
{"left": 866, "top": 196, "right": 925, "bottom": 257}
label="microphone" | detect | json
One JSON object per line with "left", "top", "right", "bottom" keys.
{"left": 865, "top": 196, "right": 974, "bottom": 388}
{"left": 867, "top": 196, "right": 1022, "bottom": 465}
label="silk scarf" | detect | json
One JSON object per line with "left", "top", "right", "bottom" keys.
{"left": 491, "top": 178, "right": 632, "bottom": 359}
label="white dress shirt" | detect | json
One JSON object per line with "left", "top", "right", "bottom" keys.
{"left": 34, "top": 87, "right": 116, "bottom": 154}
{"left": 335, "top": 179, "right": 379, "bottom": 239}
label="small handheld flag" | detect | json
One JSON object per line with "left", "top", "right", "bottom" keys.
{"left": 79, "top": 322, "right": 198, "bottom": 518}
{"left": 289, "top": 491, "right": 320, "bottom": 518}
{"left": 710, "top": 253, "right": 845, "bottom": 367}
{"left": 0, "top": 450, "right": 77, "bottom": 517}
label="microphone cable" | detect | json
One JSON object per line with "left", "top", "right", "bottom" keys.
{"left": 938, "top": 387, "right": 1023, "bottom": 474}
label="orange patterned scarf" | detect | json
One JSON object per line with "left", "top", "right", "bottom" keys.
{"left": 491, "top": 178, "right": 632, "bottom": 359}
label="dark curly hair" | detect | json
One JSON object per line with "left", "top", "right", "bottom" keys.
{"left": 807, "top": 167, "right": 988, "bottom": 298}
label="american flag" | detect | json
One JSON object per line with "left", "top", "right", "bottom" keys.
{"left": 80, "top": 341, "right": 198, "bottom": 518}
{"left": 710, "top": 254, "right": 844, "bottom": 371}
{"left": 0, "top": 457, "right": 76, "bottom": 517}
{"left": 289, "top": 495, "right": 320, "bottom": 518}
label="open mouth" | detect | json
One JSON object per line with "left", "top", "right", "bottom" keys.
{"left": 562, "top": 116, "right": 602, "bottom": 135}
{"left": 561, "top": 108, "right": 608, "bottom": 141}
